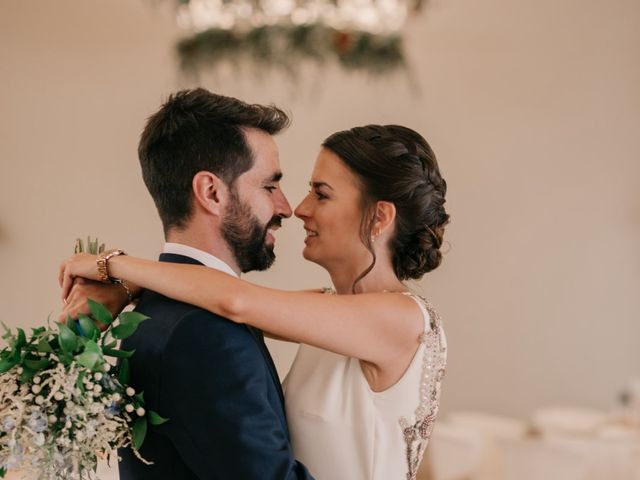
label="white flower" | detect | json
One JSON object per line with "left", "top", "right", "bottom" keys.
{"left": 93, "top": 372, "right": 103, "bottom": 381}
{"left": 48, "top": 415, "right": 57, "bottom": 424}
{"left": 31, "top": 385, "right": 42, "bottom": 394}
{"left": 136, "top": 407, "right": 145, "bottom": 417}
{"left": 112, "top": 393, "right": 121, "bottom": 402}
{"left": 33, "top": 376, "right": 42, "bottom": 384}
{"left": 54, "top": 391, "right": 65, "bottom": 401}
{"left": 126, "top": 387, "right": 135, "bottom": 396}
{"left": 2, "top": 416, "right": 16, "bottom": 432}
{"left": 34, "top": 433, "right": 46, "bottom": 446}
{"left": 125, "top": 404, "right": 134, "bottom": 413}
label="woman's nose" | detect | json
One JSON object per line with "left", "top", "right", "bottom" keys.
{"left": 294, "top": 194, "right": 311, "bottom": 219}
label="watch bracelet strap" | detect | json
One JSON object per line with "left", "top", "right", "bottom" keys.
{"left": 97, "top": 249, "right": 127, "bottom": 283}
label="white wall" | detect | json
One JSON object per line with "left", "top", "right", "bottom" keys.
{"left": 1, "top": 0, "right": 638, "bottom": 422}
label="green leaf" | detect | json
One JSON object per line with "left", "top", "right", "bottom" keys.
{"left": 87, "top": 299, "right": 113, "bottom": 326}
{"left": 134, "top": 391, "right": 145, "bottom": 405}
{"left": 36, "top": 337, "right": 53, "bottom": 353}
{"left": 147, "top": 410, "right": 169, "bottom": 426}
{"left": 20, "top": 367, "right": 36, "bottom": 383}
{"left": 118, "top": 358, "right": 130, "bottom": 385}
{"left": 1, "top": 321, "right": 12, "bottom": 341}
{"left": 76, "top": 341, "right": 103, "bottom": 370}
{"left": 110, "top": 323, "right": 139, "bottom": 340}
{"left": 58, "top": 323, "right": 78, "bottom": 353}
{"left": 103, "top": 340, "right": 117, "bottom": 349}
{"left": 76, "top": 370, "right": 86, "bottom": 394}
{"left": 15, "top": 329, "right": 26, "bottom": 349}
{"left": 118, "top": 311, "right": 149, "bottom": 327}
{"left": 0, "top": 358, "right": 17, "bottom": 373}
{"left": 24, "top": 358, "right": 50, "bottom": 370}
{"left": 78, "top": 315, "right": 99, "bottom": 341}
{"left": 132, "top": 417, "right": 147, "bottom": 450}
{"left": 1, "top": 465, "right": 6, "bottom": 477}
{"left": 83, "top": 339, "right": 102, "bottom": 354}
{"left": 76, "top": 351, "right": 101, "bottom": 370}
{"left": 31, "top": 327, "right": 45, "bottom": 336}
{"left": 58, "top": 352, "right": 73, "bottom": 366}
{"left": 104, "top": 348, "right": 135, "bottom": 359}
{"left": 9, "top": 349, "right": 20, "bottom": 362}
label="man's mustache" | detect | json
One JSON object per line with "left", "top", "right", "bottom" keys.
{"left": 266, "top": 217, "right": 282, "bottom": 230}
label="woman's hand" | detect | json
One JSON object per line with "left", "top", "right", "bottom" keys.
{"left": 59, "top": 253, "right": 102, "bottom": 300}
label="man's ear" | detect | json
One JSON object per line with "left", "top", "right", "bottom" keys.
{"left": 192, "top": 171, "right": 227, "bottom": 216}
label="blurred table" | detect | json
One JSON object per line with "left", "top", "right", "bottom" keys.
{"left": 428, "top": 409, "right": 640, "bottom": 480}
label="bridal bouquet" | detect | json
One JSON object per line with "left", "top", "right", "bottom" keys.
{"left": 0, "top": 239, "right": 166, "bottom": 479}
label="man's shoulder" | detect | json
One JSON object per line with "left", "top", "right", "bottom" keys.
{"left": 135, "top": 289, "right": 220, "bottom": 321}
{"left": 132, "top": 289, "right": 251, "bottom": 341}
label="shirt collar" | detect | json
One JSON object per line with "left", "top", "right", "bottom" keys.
{"left": 163, "top": 242, "right": 239, "bottom": 278}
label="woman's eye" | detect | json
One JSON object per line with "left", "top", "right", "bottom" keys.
{"left": 265, "top": 186, "right": 277, "bottom": 193}
{"left": 307, "top": 189, "right": 327, "bottom": 200}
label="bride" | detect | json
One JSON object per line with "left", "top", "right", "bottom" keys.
{"left": 60, "top": 124, "right": 449, "bottom": 480}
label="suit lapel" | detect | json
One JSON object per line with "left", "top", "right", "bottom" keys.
{"left": 245, "top": 325, "right": 286, "bottom": 408}
{"left": 159, "top": 253, "right": 287, "bottom": 410}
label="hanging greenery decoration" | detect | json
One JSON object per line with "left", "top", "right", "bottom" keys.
{"left": 177, "top": 24, "right": 406, "bottom": 74}
{"left": 171, "top": 0, "right": 426, "bottom": 75}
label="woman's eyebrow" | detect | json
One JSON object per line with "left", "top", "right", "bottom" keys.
{"left": 310, "top": 181, "right": 334, "bottom": 191}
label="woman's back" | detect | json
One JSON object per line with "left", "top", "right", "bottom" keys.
{"left": 283, "top": 293, "right": 447, "bottom": 480}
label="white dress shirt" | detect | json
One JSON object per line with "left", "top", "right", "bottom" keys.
{"left": 163, "top": 242, "right": 239, "bottom": 278}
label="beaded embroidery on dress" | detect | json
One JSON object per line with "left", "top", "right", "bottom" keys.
{"left": 399, "top": 293, "right": 447, "bottom": 480}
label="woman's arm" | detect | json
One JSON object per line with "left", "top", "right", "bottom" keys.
{"left": 60, "top": 254, "right": 423, "bottom": 366}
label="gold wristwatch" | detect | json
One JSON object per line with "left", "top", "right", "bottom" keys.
{"left": 97, "top": 249, "right": 127, "bottom": 283}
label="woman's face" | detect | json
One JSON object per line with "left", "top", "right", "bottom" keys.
{"left": 294, "top": 148, "right": 371, "bottom": 272}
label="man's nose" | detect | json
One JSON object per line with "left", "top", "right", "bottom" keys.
{"left": 275, "top": 190, "right": 293, "bottom": 218}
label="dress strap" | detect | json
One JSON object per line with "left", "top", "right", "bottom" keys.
{"left": 401, "top": 291, "right": 442, "bottom": 336}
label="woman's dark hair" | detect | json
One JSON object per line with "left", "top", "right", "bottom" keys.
{"left": 322, "top": 125, "right": 449, "bottom": 289}
{"left": 138, "top": 88, "right": 290, "bottom": 235}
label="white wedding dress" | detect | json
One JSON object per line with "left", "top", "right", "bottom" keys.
{"left": 283, "top": 292, "right": 447, "bottom": 480}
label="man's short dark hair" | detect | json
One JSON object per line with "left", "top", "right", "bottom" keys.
{"left": 138, "top": 88, "right": 290, "bottom": 234}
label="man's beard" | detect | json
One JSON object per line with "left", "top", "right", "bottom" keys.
{"left": 221, "top": 189, "right": 281, "bottom": 273}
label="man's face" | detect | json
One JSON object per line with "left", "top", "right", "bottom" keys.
{"left": 221, "top": 128, "right": 292, "bottom": 273}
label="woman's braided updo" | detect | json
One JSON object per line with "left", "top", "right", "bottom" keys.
{"left": 322, "top": 125, "right": 449, "bottom": 282}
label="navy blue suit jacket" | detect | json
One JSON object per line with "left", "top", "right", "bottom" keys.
{"left": 118, "top": 253, "right": 313, "bottom": 480}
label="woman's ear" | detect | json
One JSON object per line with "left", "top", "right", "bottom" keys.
{"left": 373, "top": 201, "right": 396, "bottom": 238}
{"left": 192, "top": 171, "right": 227, "bottom": 217}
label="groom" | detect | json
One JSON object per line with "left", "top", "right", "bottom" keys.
{"left": 65, "top": 89, "right": 313, "bottom": 479}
